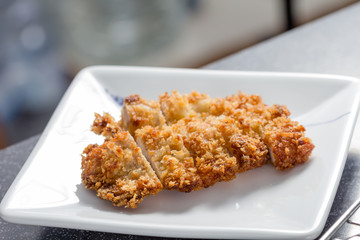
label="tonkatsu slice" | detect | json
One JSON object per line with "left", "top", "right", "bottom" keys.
{"left": 121, "top": 94, "right": 165, "bottom": 136}
{"left": 81, "top": 117, "right": 162, "bottom": 208}
{"left": 135, "top": 125, "right": 202, "bottom": 192}
{"left": 172, "top": 117, "right": 238, "bottom": 188}
{"left": 205, "top": 115, "right": 269, "bottom": 173}
{"left": 263, "top": 117, "right": 315, "bottom": 170}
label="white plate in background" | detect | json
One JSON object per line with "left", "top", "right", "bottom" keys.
{"left": 1, "top": 66, "right": 360, "bottom": 239}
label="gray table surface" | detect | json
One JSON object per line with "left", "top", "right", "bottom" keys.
{"left": 2, "top": 2, "right": 360, "bottom": 239}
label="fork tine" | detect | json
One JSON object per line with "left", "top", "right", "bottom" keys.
{"left": 319, "top": 198, "right": 360, "bottom": 240}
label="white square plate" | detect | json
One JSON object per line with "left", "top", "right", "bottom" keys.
{"left": 1, "top": 66, "right": 360, "bottom": 239}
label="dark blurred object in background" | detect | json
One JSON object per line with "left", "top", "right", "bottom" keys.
{"left": 0, "top": 0, "right": 68, "bottom": 147}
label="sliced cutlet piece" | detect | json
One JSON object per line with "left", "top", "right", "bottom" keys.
{"left": 164, "top": 91, "right": 268, "bottom": 174}
{"left": 81, "top": 130, "right": 163, "bottom": 208}
{"left": 92, "top": 112, "right": 121, "bottom": 140}
{"left": 135, "top": 125, "right": 202, "bottom": 192}
{"left": 159, "top": 90, "right": 196, "bottom": 123}
{"left": 229, "top": 103, "right": 290, "bottom": 138}
{"left": 226, "top": 96, "right": 313, "bottom": 170}
{"left": 209, "top": 91, "right": 283, "bottom": 118}
{"left": 263, "top": 117, "right": 315, "bottom": 170}
{"left": 185, "top": 91, "right": 268, "bottom": 173}
{"left": 121, "top": 94, "right": 165, "bottom": 136}
{"left": 173, "top": 117, "right": 238, "bottom": 188}
{"left": 204, "top": 91, "right": 265, "bottom": 117}
{"left": 205, "top": 115, "right": 268, "bottom": 173}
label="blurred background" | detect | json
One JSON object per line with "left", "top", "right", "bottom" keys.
{"left": 0, "top": 0, "right": 358, "bottom": 149}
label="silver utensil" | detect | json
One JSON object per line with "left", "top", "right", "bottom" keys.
{"left": 319, "top": 198, "right": 360, "bottom": 240}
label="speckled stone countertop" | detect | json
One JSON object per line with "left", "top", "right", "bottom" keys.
{"left": 2, "top": 2, "right": 360, "bottom": 239}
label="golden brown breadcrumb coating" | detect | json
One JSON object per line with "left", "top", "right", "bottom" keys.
{"left": 201, "top": 91, "right": 314, "bottom": 170}
{"left": 158, "top": 90, "right": 312, "bottom": 171}
{"left": 223, "top": 98, "right": 312, "bottom": 169}
{"left": 92, "top": 112, "right": 121, "bottom": 140}
{"left": 229, "top": 134, "right": 269, "bottom": 172}
{"left": 205, "top": 115, "right": 268, "bottom": 173}
{"left": 135, "top": 125, "right": 202, "bottom": 192}
{"left": 173, "top": 117, "right": 237, "bottom": 187}
{"left": 207, "top": 92, "right": 263, "bottom": 117}
{"left": 187, "top": 91, "right": 212, "bottom": 114}
{"left": 81, "top": 120, "right": 162, "bottom": 208}
{"left": 121, "top": 94, "right": 165, "bottom": 136}
{"left": 159, "top": 90, "right": 195, "bottom": 123}
{"left": 264, "top": 117, "right": 314, "bottom": 170}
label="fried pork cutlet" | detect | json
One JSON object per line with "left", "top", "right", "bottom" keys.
{"left": 81, "top": 90, "right": 315, "bottom": 208}
{"left": 186, "top": 91, "right": 212, "bottom": 114}
{"left": 159, "top": 90, "right": 195, "bottom": 123}
{"left": 160, "top": 91, "right": 269, "bottom": 173}
{"left": 222, "top": 93, "right": 314, "bottom": 170}
{"left": 124, "top": 91, "right": 236, "bottom": 189}
{"left": 263, "top": 117, "right": 314, "bottom": 170}
{"left": 173, "top": 118, "right": 238, "bottom": 187}
{"left": 158, "top": 91, "right": 238, "bottom": 186}
{"left": 177, "top": 90, "right": 313, "bottom": 170}
{"left": 205, "top": 115, "right": 269, "bottom": 173}
{"left": 81, "top": 115, "right": 162, "bottom": 208}
{"left": 121, "top": 94, "right": 165, "bottom": 136}
{"left": 135, "top": 125, "right": 202, "bottom": 192}
{"left": 92, "top": 112, "right": 121, "bottom": 140}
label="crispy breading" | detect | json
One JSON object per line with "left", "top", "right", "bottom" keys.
{"left": 121, "top": 94, "right": 165, "bottom": 136}
{"left": 159, "top": 90, "right": 195, "bottom": 123}
{"left": 204, "top": 91, "right": 312, "bottom": 170}
{"left": 204, "top": 115, "right": 240, "bottom": 140}
{"left": 92, "top": 112, "right": 121, "bottom": 140}
{"left": 173, "top": 117, "right": 237, "bottom": 187}
{"left": 229, "top": 134, "right": 269, "bottom": 172}
{"left": 264, "top": 117, "right": 315, "bottom": 170}
{"left": 219, "top": 93, "right": 290, "bottom": 137}
{"left": 135, "top": 125, "right": 202, "bottom": 192}
{"left": 225, "top": 103, "right": 311, "bottom": 169}
{"left": 187, "top": 91, "right": 212, "bottom": 114}
{"left": 225, "top": 91, "right": 263, "bottom": 109}
{"left": 207, "top": 91, "right": 264, "bottom": 117}
{"left": 205, "top": 115, "right": 268, "bottom": 173}
{"left": 81, "top": 130, "right": 162, "bottom": 208}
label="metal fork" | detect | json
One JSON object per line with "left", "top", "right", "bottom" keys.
{"left": 319, "top": 198, "right": 360, "bottom": 240}
{"left": 332, "top": 234, "right": 360, "bottom": 240}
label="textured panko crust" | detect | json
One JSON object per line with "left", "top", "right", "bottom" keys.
{"left": 264, "top": 117, "right": 315, "bottom": 170}
{"left": 81, "top": 129, "right": 162, "bottom": 208}
{"left": 229, "top": 134, "right": 269, "bottom": 172}
{"left": 121, "top": 94, "right": 165, "bottom": 135}
{"left": 204, "top": 115, "right": 269, "bottom": 172}
{"left": 225, "top": 105, "right": 289, "bottom": 140}
{"left": 187, "top": 91, "right": 212, "bottom": 113}
{"left": 223, "top": 102, "right": 312, "bottom": 170}
{"left": 135, "top": 125, "right": 202, "bottom": 192}
{"left": 159, "top": 91, "right": 195, "bottom": 123}
{"left": 207, "top": 92, "right": 263, "bottom": 117}
{"left": 92, "top": 112, "right": 121, "bottom": 140}
{"left": 171, "top": 90, "right": 312, "bottom": 170}
{"left": 173, "top": 118, "right": 237, "bottom": 188}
